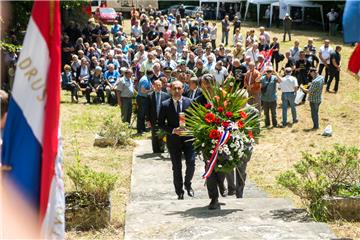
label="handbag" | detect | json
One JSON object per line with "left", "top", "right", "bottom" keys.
{"left": 295, "top": 89, "right": 305, "bottom": 104}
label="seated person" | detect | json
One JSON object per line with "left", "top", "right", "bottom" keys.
{"left": 85, "top": 66, "right": 105, "bottom": 104}
{"left": 104, "top": 63, "right": 120, "bottom": 105}
{"left": 61, "top": 64, "right": 79, "bottom": 103}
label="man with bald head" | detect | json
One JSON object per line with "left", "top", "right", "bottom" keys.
{"left": 146, "top": 80, "right": 170, "bottom": 153}
{"left": 159, "top": 81, "right": 195, "bottom": 200}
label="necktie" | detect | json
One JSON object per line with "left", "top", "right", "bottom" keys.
{"left": 191, "top": 90, "right": 196, "bottom": 100}
{"left": 156, "top": 92, "right": 161, "bottom": 117}
{"left": 176, "top": 100, "right": 181, "bottom": 113}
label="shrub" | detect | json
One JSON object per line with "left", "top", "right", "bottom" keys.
{"left": 98, "top": 116, "right": 134, "bottom": 146}
{"left": 277, "top": 145, "right": 360, "bottom": 221}
{"left": 67, "top": 156, "right": 118, "bottom": 205}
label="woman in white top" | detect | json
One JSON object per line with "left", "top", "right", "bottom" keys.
{"left": 233, "top": 28, "right": 243, "bottom": 46}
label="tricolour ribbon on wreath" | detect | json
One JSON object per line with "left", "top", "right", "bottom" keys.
{"left": 203, "top": 130, "right": 231, "bottom": 180}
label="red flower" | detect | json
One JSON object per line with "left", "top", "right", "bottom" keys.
{"left": 204, "top": 103, "right": 212, "bottom": 109}
{"left": 217, "top": 106, "right": 224, "bottom": 113}
{"left": 237, "top": 120, "right": 245, "bottom": 129}
{"left": 204, "top": 112, "right": 216, "bottom": 124}
{"left": 225, "top": 111, "right": 233, "bottom": 118}
{"left": 214, "top": 118, "right": 221, "bottom": 124}
{"left": 239, "top": 111, "right": 248, "bottom": 119}
{"left": 222, "top": 121, "right": 230, "bottom": 128}
{"left": 209, "top": 129, "right": 221, "bottom": 139}
{"left": 248, "top": 130, "right": 254, "bottom": 139}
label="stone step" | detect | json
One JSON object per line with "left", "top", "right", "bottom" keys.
{"left": 124, "top": 198, "right": 335, "bottom": 240}
{"left": 131, "top": 141, "right": 267, "bottom": 201}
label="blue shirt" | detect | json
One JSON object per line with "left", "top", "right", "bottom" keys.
{"left": 137, "top": 75, "right": 152, "bottom": 97}
{"left": 261, "top": 75, "right": 277, "bottom": 102}
{"left": 111, "top": 24, "right": 121, "bottom": 35}
{"left": 104, "top": 70, "right": 120, "bottom": 85}
{"left": 105, "top": 59, "right": 120, "bottom": 70}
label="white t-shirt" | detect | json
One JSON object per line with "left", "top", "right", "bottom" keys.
{"left": 210, "top": 67, "right": 228, "bottom": 85}
{"left": 210, "top": 26, "right": 217, "bottom": 40}
{"left": 233, "top": 33, "right": 243, "bottom": 46}
{"left": 280, "top": 75, "right": 298, "bottom": 93}
{"left": 319, "top": 46, "right": 333, "bottom": 64}
{"left": 245, "top": 48, "right": 259, "bottom": 63}
{"left": 327, "top": 12, "right": 338, "bottom": 22}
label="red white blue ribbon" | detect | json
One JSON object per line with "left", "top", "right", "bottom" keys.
{"left": 203, "top": 130, "right": 231, "bottom": 179}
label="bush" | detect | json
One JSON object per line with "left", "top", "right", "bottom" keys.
{"left": 67, "top": 147, "right": 118, "bottom": 205}
{"left": 277, "top": 145, "right": 360, "bottom": 221}
{"left": 98, "top": 116, "right": 134, "bottom": 147}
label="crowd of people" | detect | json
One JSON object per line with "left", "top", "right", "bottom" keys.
{"left": 60, "top": 9, "right": 341, "bottom": 135}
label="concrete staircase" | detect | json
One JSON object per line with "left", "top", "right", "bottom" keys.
{"left": 124, "top": 140, "right": 335, "bottom": 240}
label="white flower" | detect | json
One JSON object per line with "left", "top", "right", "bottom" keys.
{"left": 229, "top": 155, "right": 233, "bottom": 161}
{"left": 229, "top": 82, "right": 234, "bottom": 86}
{"left": 229, "top": 143, "right": 235, "bottom": 148}
{"left": 201, "top": 143, "right": 205, "bottom": 147}
{"left": 217, "top": 126, "right": 225, "bottom": 132}
{"left": 218, "top": 164, "right": 222, "bottom": 168}
{"left": 231, "top": 122, "right": 239, "bottom": 130}
{"left": 238, "top": 151, "right": 244, "bottom": 158}
{"left": 211, "top": 139, "right": 217, "bottom": 144}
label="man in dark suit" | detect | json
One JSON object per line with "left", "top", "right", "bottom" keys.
{"left": 158, "top": 81, "right": 195, "bottom": 200}
{"left": 185, "top": 77, "right": 203, "bottom": 100}
{"left": 146, "top": 80, "right": 170, "bottom": 153}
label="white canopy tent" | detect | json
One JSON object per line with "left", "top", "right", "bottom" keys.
{"left": 199, "top": 0, "right": 246, "bottom": 19}
{"left": 269, "top": 0, "right": 325, "bottom": 31}
{"left": 244, "top": 0, "right": 277, "bottom": 26}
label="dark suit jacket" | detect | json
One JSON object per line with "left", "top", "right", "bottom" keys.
{"left": 185, "top": 87, "right": 203, "bottom": 100}
{"left": 195, "top": 93, "right": 208, "bottom": 106}
{"left": 158, "top": 96, "right": 192, "bottom": 137}
{"left": 147, "top": 91, "right": 170, "bottom": 125}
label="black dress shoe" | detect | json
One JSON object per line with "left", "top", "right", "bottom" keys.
{"left": 228, "top": 190, "right": 235, "bottom": 196}
{"left": 220, "top": 190, "right": 228, "bottom": 197}
{"left": 208, "top": 198, "right": 220, "bottom": 210}
{"left": 186, "top": 187, "right": 194, "bottom": 197}
{"left": 178, "top": 193, "right": 184, "bottom": 200}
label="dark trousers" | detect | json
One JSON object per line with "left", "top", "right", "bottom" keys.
{"left": 310, "top": 102, "right": 321, "bottom": 129}
{"left": 63, "top": 83, "right": 78, "bottom": 100}
{"left": 85, "top": 87, "right": 104, "bottom": 103}
{"left": 121, "top": 97, "right": 133, "bottom": 123}
{"left": 151, "top": 124, "right": 165, "bottom": 153}
{"left": 283, "top": 30, "right": 291, "bottom": 41}
{"left": 105, "top": 88, "right": 117, "bottom": 105}
{"left": 225, "top": 159, "right": 249, "bottom": 198}
{"left": 136, "top": 95, "right": 149, "bottom": 133}
{"left": 167, "top": 136, "right": 196, "bottom": 196}
{"left": 206, "top": 169, "right": 226, "bottom": 200}
{"left": 263, "top": 101, "right": 278, "bottom": 127}
{"left": 211, "top": 39, "right": 216, "bottom": 50}
{"left": 318, "top": 63, "right": 329, "bottom": 83}
{"left": 271, "top": 57, "right": 280, "bottom": 72}
{"left": 327, "top": 69, "right": 340, "bottom": 92}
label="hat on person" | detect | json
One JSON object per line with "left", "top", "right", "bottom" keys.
{"left": 95, "top": 66, "right": 102, "bottom": 71}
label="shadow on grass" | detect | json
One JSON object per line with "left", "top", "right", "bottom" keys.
{"left": 166, "top": 205, "right": 243, "bottom": 219}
